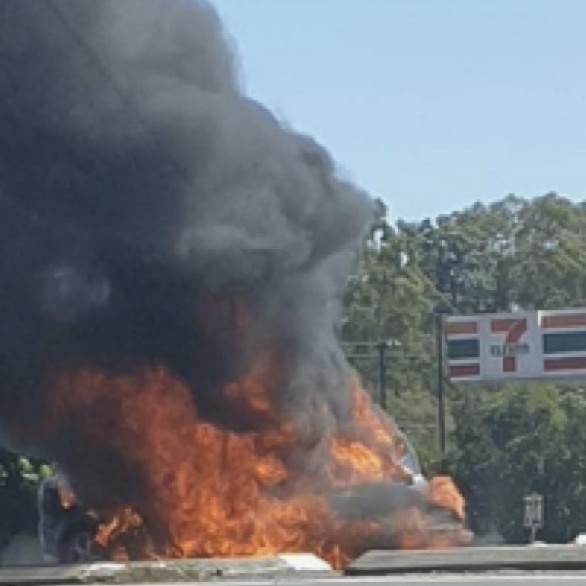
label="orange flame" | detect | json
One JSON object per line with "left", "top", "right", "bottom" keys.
{"left": 428, "top": 476, "right": 466, "bottom": 521}
{"left": 57, "top": 481, "right": 77, "bottom": 510}
{"left": 43, "top": 352, "right": 469, "bottom": 568}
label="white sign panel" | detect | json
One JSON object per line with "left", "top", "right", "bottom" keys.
{"left": 446, "top": 308, "right": 586, "bottom": 383}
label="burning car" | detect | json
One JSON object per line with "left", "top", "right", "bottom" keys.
{"left": 0, "top": 0, "right": 469, "bottom": 570}
{"left": 36, "top": 416, "right": 454, "bottom": 566}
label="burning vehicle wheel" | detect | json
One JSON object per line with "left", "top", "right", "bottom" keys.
{"left": 57, "top": 526, "right": 103, "bottom": 564}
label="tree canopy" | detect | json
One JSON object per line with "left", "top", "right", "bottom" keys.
{"left": 341, "top": 192, "right": 586, "bottom": 543}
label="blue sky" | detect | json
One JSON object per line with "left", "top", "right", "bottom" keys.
{"left": 211, "top": 0, "right": 586, "bottom": 221}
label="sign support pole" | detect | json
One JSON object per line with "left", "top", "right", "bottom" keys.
{"left": 436, "top": 313, "right": 446, "bottom": 453}
{"left": 377, "top": 341, "right": 388, "bottom": 411}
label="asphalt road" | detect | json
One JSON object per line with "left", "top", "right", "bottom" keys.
{"left": 5, "top": 547, "right": 586, "bottom": 586}
{"left": 91, "top": 573, "right": 586, "bottom": 586}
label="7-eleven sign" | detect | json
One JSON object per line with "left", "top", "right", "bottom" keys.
{"left": 446, "top": 311, "right": 542, "bottom": 382}
{"left": 447, "top": 309, "right": 586, "bottom": 383}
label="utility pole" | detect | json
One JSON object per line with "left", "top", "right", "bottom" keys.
{"left": 377, "top": 340, "right": 388, "bottom": 411}
{"left": 436, "top": 311, "right": 447, "bottom": 453}
{"left": 344, "top": 340, "right": 400, "bottom": 411}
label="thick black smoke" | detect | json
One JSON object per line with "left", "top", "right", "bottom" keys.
{"left": 0, "top": 1, "right": 372, "bottom": 454}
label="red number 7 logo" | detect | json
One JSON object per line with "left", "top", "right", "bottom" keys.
{"left": 491, "top": 318, "right": 528, "bottom": 373}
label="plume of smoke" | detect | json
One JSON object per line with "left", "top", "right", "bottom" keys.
{"left": 0, "top": 0, "right": 372, "bottom": 457}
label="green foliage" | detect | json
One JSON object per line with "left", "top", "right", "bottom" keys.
{"left": 447, "top": 384, "right": 586, "bottom": 542}
{"left": 341, "top": 192, "right": 586, "bottom": 543}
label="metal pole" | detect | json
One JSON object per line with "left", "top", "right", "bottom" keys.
{"left": 436, "top": 313, "right": 446, "bottom": 453}
{"left": 378, "top": 341, "right": 387, "bottom": 411}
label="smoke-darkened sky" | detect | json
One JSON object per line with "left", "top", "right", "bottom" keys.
{"left": 0, "top": 0, "right": 371, "bottom": 453}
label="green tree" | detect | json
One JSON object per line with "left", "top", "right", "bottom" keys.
{"left": 340, "top": 199, "right": 441, "bottom": 454}
{"left": 341, "top": 192, "right": 586, "bottom": 542}
{"left": 449, "top": 385, "right": 586, "bottom": 542}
